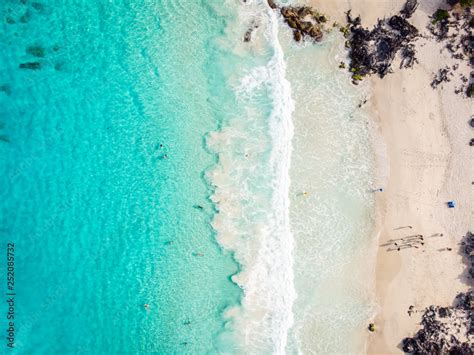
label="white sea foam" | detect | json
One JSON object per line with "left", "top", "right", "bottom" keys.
{"left": 207, "top": 2, "right": 296, "bottom": 353}
{"left": 282, "top": 30, "right": 378, "bottom": 353}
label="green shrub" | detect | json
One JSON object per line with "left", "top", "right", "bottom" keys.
{"left": 433, "top": 9, "right": 450, "bottom": 22}
{"left": 339, "top": 26, "right": 350, "bottom": 38}
{"left": 460, "top": 0, "right": 474, "bottom": 7}
{"left": 468, "top": 84, "right": 474, "bottom": 98}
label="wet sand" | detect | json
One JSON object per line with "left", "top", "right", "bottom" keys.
{"left": 306, "top": 0, "right": 473, "bottom": 352}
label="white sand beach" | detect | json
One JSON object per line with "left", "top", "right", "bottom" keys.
{"left": 306, "top": 0, "right": 473, "bottom": 352}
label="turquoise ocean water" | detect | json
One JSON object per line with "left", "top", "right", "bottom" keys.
{"left": 0, "top": 1, "right": 242, "bottom": 353}
{"left": 0, "top": 0, "right": 377, "bottom": 353}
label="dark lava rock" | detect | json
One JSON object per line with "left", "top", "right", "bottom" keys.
{"left": 428, "top": 9, "right": 451, "bottom": 40}
{"left": 244, "top": 22, "right": 258, "bottom": 43}
{"left": 401, "top": 0, "right": 419, "bottom": 18}
{"left": 439, "top": 307, "right": 451, "bottom": 317}
{"left": 400, "top": 44, "right": 418, "bottom": 69}
{"left": 345, "top": 5, "right": 420, "bottom": 81}
{"left": 402, "top": 235, "right": 474, "bottom": 354}
{"left": 431, "top": 66, "right": 452, "bottom": 88}
{"left": 244, "top": 30, "right": 252, "bottom": 42}
{"left": 469, "top": 118, "right": 474, "bottom": 128}
{"left": 402, "top": 337, "right": 417, "bottom": 353}
{"left": 447, "top": 0, "right": 461, "bottom": 6}
{"left": 19, "top": 62, "right": 41, "bottom": 70}
{"left": 427, "top": 4, "right": 473, "bottom": 97}
{"left": 388, "top": 15, "right": 419, "bottom": 37}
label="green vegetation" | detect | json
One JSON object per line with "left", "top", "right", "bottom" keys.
{"left": 339, "top": 26, "right": 350, "bottom": 38}
{"left": 460, "top": 0, "right": 474, "bottom": 7}
{"left": 352, "top": 74, "right": 364, "bottom": 81}
{"left": 433, "top": 9, "right": 450, "bottom": 22}
{"left": 468, "top": 84, "right": 474, "bottom": 98}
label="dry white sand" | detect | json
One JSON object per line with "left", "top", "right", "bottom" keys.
{"left": 304, "top": 0, "right": 473, "bottom": 353}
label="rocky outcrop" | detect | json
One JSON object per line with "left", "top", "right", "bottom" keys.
{"left": 401, "top": 0, "right": 419, "bottom": 18}
{"left": 427, "top": 1, "right": 473, "bottom": 97}
{"left": 345, "top": 4, "right": 420, "bottom": 82}
{"left": 401, "top": 232, "right": 474, "bottom": 354}
{"left": 431, "top": 66, "right": 453, "bottom": 88}
{"left": 267, "top": 0, "right": 277, "bottom": 10}
{"left": 266, "top": 1, "right": 328, "bottom": 42}
{"left": 465, "top": 231, "right": 474, "bottom": 279}
{"left": 402, "top": 294, "right": 473, "bottom": 354}
{"left": 244, "top": 22, "right": 258, "bottom": 42}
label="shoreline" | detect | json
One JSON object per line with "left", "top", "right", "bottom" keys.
{"left": 306, "top": 0, "right": 472, "bottom": 352}
{"left": 368, "top": 1, "right": 472, "bottom": 351}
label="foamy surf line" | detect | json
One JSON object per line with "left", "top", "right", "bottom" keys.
{"left": 206, "top": 2, "right": 296, "bottom": 353}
